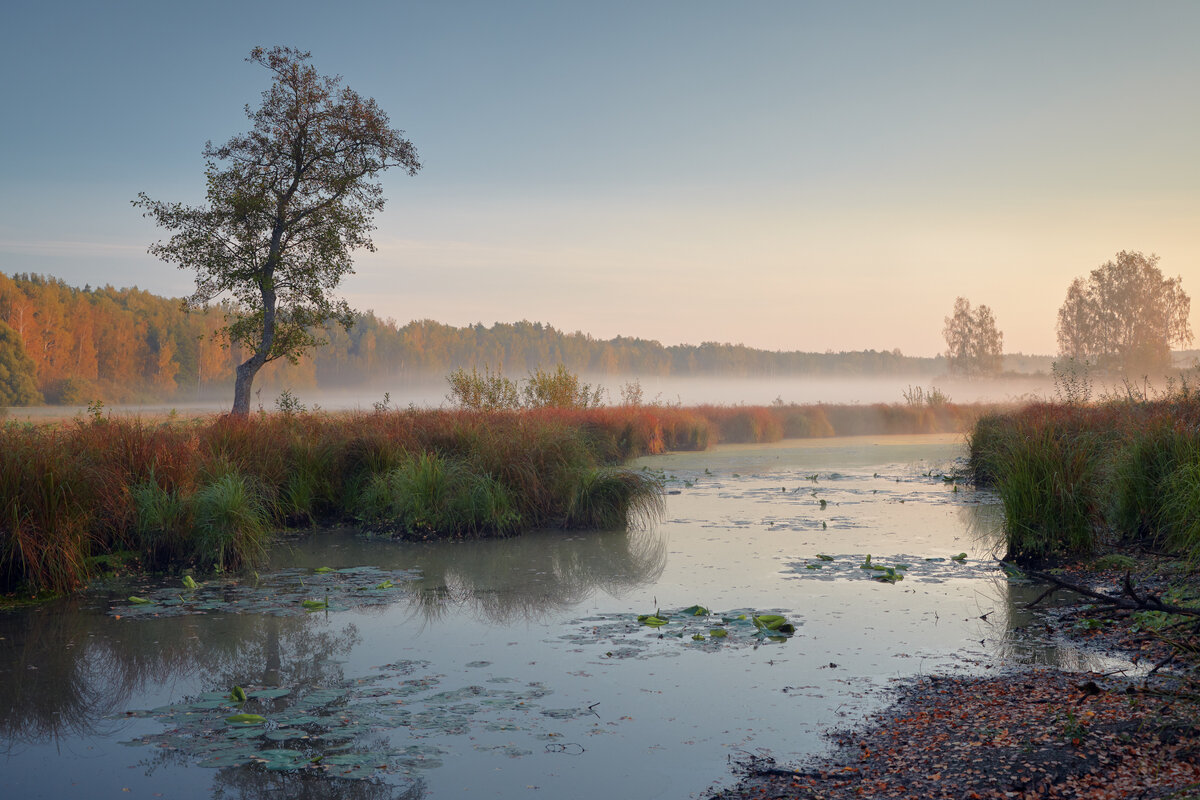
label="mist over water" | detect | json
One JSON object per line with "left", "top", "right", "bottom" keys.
{"left": 10, "top": 374, "right": 1061, "bottom": 420}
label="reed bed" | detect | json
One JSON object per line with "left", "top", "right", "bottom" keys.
{"left": 1, "top": 401, "right": 988, "bottom": 595}
{"left": 967, "top": 397, "right": 1200, "bottom": 563}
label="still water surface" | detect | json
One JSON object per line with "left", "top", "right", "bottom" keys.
{"left": 2, "top": 435, "right": 1104, "bottom": 798}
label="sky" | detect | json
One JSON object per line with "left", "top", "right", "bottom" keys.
{"left": 2, "top": 1, "right": 1198, "bottom": 357}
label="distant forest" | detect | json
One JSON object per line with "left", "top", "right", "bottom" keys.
{"left": 1, "top": 272, "right": 1056, "bottom": 405}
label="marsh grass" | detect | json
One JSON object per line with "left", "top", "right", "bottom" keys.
{"left": 2, "top": 399, "right": 994, "bottom": 594}
{"left": 969, "top": 397, "right": 1200, "bottom": 564}
{"left": 990, "top": 422, "right": 1104, "bottom": 560}
{"left": 129, "top": 477, "right": 189, "bottom": 566}
{"left": 564, "top": 467, "right": 664, "bottom": 531}
{"left": 191, "top": 472, "right": 271, "bottom": 571}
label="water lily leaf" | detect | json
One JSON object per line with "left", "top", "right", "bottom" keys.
{"left": 182, "top": 575, "right": 198, "bottom": 590}
{"left": 680, "top": 605, "right": 709, "bottom": 616}
{"left": 874, "top": 568, "right": 904, "bottom": 584}
{"left": 225, "top": 713, "right": 267, "bottom": 725}
{"left": 188, "top": 700, "right": 229, "bottom": 710}
{"left": 691, "top": 633, "right": 705, "bottom": 641}
{"left": 199, "top": 750, "right": 257, "bottom": 768}
{"left": 301, "top": 599, "right": 328, "bottom": 610}
{"left": 816, "top": 554, "right": 834, "bottom": 561}
{"left": 951, "top": 552, "right": 968, "bottom": 562}
{"left": 248, "top": 687, "right": 291, "bottom": 700}
{"left": 709, "top": 628, "right": 728, "bottom": 638}
{"left": 253, "top": 748, "right": 311, "bottom": 770}
{"left": 752, "top": 615, "right": 795, "bottom": 634}
{"left": 128, "top": 596, "right": 152, "bottom": 604}
{"left": 637, "top": 614, "right": 669, "bottom": 627}
{"left": 313, "top": 567, "right": 335, "bottom": 573}
{"left": 229, "top": 686, "right": 247, "bottom": 703}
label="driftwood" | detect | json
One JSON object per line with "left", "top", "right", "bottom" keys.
{"left": 1004, "top": 560, "right": 1200, "bottom": 618}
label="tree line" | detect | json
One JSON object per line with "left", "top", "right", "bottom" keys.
{"left": 0, "top": 270, "right": 951, "bottom": 406}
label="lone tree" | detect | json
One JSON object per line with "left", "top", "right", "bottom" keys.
{"left": 943, "top": 296, "right": 1003, "bottom": 377}
{"left": 135, "top": 46, "right": 420, "bottom": 415}
{"left": 1056, "top": 251, "right": 1192, "bottom": 375}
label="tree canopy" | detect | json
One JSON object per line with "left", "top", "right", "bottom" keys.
{"left": 135, "top": 46, "right": 420, "bottom": 415}
{"left": 943, "top": 297, "right": 1003, "bottom": 377}
{"left": 0, "top": 319, "right": 42, "bottom": 406}
{"left": 1056, "top": 251, "right": 1192, "bottom": 374}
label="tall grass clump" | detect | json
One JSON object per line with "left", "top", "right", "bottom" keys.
{"left": 564, "top": 467, "right": 665, "bottom": 531}
{"left": 190, "top": 472, "right": 270, "bottom": 571}
{"left": 987, "top": 422, "right": 1103, "bottom": 561}
{"left": 129, "top": 477, "right": 189, "bottom": 567}
{"left": 1153, "top": 435, "right": 1200, "bottom": 564}
{"left": 0, "top": 426, "right": 104, "bottom": 594}
{"left": 1110, "top": 422, "right": 1195, "bottom": 540}
{"left": 355, "top": 452, "right": 519, "bottom": 539}
{"left": 967, "top": 396, "right": 1200, "bottom": 564}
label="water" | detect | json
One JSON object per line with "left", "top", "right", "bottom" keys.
{"left": 0, "top": 435, "right": 1111, "bottom": 799}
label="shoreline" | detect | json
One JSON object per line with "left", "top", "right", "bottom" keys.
{"left": 706, "top": 562, "right": 1200, "bottom": 800}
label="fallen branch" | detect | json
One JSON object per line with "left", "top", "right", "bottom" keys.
{"left": 1002, "top": 561, "right": 1200, "bottom": 618}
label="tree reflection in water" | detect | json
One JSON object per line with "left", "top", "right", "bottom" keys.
{"left": 209, "top": 769, "right": 425, "bottom": 800}
{"left": 400, "top": 526, "right": 667, "bottom": 623}
{"left": 0, "top": 601, "right": 357, "bottom": 748}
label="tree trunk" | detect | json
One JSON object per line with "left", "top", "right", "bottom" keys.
{"left": 231, "top": 358, "right": 263, "bottom": 416}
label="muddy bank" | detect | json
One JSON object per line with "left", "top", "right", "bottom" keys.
{"left": 709, "top": 563, "right": 1200, "bottom": 800}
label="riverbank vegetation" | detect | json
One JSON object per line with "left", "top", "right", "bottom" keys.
{"left": 1, "top": 399, "right": 991, "bottom": 596}
{"left": 968, "top": 392, "right": 1200, "bottom": 563}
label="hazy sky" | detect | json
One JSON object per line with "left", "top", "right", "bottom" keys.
{"left": 2, "top": 1, "right": 1198, "bottom": 357}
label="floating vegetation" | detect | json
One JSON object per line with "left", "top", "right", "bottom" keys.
{"left": 781, "top": 553, "right": 991, "bottom": 584}
{"left": 109, "top": 565, "right": 421, "bottom": 618}
{"left": 118, "top": 659, "right": 597, "bottom": 784}
{"left": 562, "top": 606, "right": 801, "bottom": 655}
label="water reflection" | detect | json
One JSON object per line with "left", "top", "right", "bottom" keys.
{"left": 209, "top": 768, "right": 424, "bottom": 800}
{"left": 399, "top": 527, "right": 667, "bottom": 623}
{"left": 983, "top": 574, "right": 1127, "bottom": 672}
{"left": 0, "top": 602, "right": 356, "bottom": 748}
{"left": 0, "top": 526, "right": 665, "bottom": 749}
{"left": 956, "top": 500, "right": 1005, "bottom": 557}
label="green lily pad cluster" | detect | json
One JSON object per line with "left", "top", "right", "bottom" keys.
{"left": 111, "top": 565, "right": 420, "bottom": 618}
{"left": 629, "top": 605, "right": 800, "bottom": 644}
{"left": 783, "top": 552, "right": 988, "bottom": 585}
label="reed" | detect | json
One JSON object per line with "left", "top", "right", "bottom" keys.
{"left": 191, "top": 472, "right": 271, "bottom": 571}
{"left": 967, "top": 395, "right": 1200, "bottom": 564}
{"left": 564, "top": 467, "right": 665, "bottom": 531}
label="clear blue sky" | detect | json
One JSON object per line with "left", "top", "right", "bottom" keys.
{"left": 2, "top": 1, "right": 1198, "bottom": 356}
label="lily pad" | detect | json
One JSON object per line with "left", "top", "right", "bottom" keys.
{"left": 253, "top": 748, "right": 312, "bottom": 770}
{"left": 225, "top": 713, "right": 267, "bottom": 725}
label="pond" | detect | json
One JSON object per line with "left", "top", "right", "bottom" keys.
{"left": 1, "top": 435, "right": 1110, "bottom": 799}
